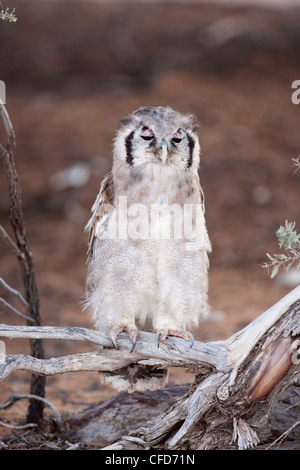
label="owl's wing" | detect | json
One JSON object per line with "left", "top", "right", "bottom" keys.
{"left": 85, "top": 171, "right": 114, "bottom": 258}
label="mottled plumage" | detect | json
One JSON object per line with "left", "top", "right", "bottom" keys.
{"left": 85, "top": 106, "right": 211, "bottom": 392}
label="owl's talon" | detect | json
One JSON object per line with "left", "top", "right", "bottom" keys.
{"left": 156, "top": 330, "right": 167, "bottom": 348}
{"left": 129, "top": 330, "right": 138, "bottom": 352}
{"left": 109, "top": 328, "right": 121, "bottom": 349}
{"left": 109, "top": 325, "right": 138, "bottom": 351}
{"left": 155, "top": 329, "right": 194, "bottom": 348}
{"left": 130, "top": 340, "right": 136, "bottom": 353}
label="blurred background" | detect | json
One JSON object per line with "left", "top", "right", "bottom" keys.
{"left": 0, "top": 0, "right": 299, "bottom": 417}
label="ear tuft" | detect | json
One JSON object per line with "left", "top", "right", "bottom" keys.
{"left": 186, "top": 113, "right": 200, "bottom": 134}
{"left": 118, "top": 113, "right": 134, "bottom": 129}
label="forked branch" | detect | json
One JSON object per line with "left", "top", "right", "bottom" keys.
{"left": 0, "top": 285, "right": 299, "bottom": 449}
{"left": 0, "top": 101, "right": 45, "bottom": 423}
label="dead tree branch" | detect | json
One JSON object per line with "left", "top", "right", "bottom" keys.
{"left": 0, "top": 285, "right": 299, "bottom": 449}
{"left": 0, "top": 101, "right": 45, "bottom": 423}
{"left": 0, "top": 394, "right": 63, "bottom": 430}
{"left": 0, "top": 224, "right": 21, "bottom": 257}
{"left": 0, "top": 276, "right": 28, "bottom": 308}
{"left": 266, "top": 416, "right": 300, "bottom": 450}
{"left": 0, "top": 298, "right": 33, "bottom": 322}
{"left": 0, "top": 324, "right": 227, "bottom": 371}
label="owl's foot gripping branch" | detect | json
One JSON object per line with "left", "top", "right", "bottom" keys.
{"left": 0, "top": 285, "right": 299, "bottom": 449}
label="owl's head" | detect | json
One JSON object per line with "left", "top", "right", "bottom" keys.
{"left": 113, "top": 106, "right": 200, "bottom": 171}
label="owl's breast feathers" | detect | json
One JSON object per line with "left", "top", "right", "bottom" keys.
{"left": 86, "top": 164, "right": 209, "bottom": 257}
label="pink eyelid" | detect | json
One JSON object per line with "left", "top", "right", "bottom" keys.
{"left": 141, "top": 128, "right": 153, "bottom": 137}
{"left": 174, "top": 130, "right": 182, "bottom": 138}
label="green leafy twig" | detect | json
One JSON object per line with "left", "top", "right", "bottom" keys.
{"left": 262, "top": 221, "right": 300, "bottom": 278}
{"left": 0, "top": 6, "right": 17, "bottom": 22}
{"left": 263, "top": 157, "right": 300, "bottom": 278}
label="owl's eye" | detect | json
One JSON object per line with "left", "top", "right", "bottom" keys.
{"left": 141, "top": 128, "right": 154, "bottom": 141}
{"left": 172, "top": 130, "right": 183, "bottom": 144}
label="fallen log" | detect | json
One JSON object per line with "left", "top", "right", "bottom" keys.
{"left": 65, "top": 382, "right": 300, "bottom": 449}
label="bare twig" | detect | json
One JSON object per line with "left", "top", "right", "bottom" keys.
{"left": 0, "top": 394, "right": 63, "bottom": 430}
{"left": 266, "top": 417, "right": 300, "bottom": 450}
{"left": 65, "top": 442, "right": 84, "bottom": 450}
{"left": 0, "top": 421, "right": 37, "bottom": 430}
{"left": 0, "top": 224, "right": 21, "bottom": 257}
{"left": 0, "top": 298, "right": 33, "bottom": 322}
{"left": 0, "top": 101, "right": 45, "bottom": 423}
{"left": 0, "top": 276, "right": 28, "bottom": 307}
{"left": 292, "top": 155, "right": 300, "bottom": 175}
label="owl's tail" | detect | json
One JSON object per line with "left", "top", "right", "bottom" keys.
{"left": 99, "top": 365, "right": 169, "bottom": 393}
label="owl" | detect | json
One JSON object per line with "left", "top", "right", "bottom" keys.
{"left": 85, "top": 106, "right": 211, "bottom": 393}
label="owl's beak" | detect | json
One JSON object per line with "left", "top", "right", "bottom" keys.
{"left": 160, "top": 139, "right": 168, "bottom": 165}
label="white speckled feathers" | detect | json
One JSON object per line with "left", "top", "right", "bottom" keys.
{"left": 85, "top": 106, "right": 211, "bottom": 392}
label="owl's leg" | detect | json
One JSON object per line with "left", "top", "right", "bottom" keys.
{"left": 109, "top": 323, "right": 138, "bottom": 352}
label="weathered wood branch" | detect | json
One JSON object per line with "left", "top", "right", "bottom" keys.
{"left": 0, "top": 324, "right": 228, "bottom": 374}
{"left": 0, "top": 285, "right": 299, "bottom": 449}
{"left": 0, "top": 101, "right": 45, "bottom": 423}
{"left": 0, "top": 285, "right": 299, "bottom": 376}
